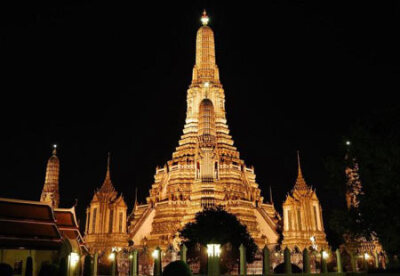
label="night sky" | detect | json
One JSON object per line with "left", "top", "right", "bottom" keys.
{"left": 1, "top": 1, "right": 399, "bottom": 233}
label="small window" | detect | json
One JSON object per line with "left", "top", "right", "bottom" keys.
{"left": 119, "top": 212, "right": 123, "bottom": 233}
{"left": 109, "top": 210, "right": 114, "bottom": 233}
{"left": 92, "top": 208, "right": 97, "bottom": 233}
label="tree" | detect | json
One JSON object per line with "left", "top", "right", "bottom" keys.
{"left": 326, "top": 106, "right": 400, "bottom": 258}
{"left": 179, "top": 206, "right": 257, "bottom": 273}
{"left": 162, "top": 260, "right": 192, "bottom": 276}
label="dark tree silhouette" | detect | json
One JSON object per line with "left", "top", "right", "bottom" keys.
{"left": 179, "top": 206, "right": 257, "bottom": 273}
{"left": 326, "top": 106, "right": 400, "bottom": 258}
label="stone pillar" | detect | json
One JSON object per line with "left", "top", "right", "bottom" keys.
{"left": 363, "top": 253, "right": 368, "bottom": 272}
{"left": 111, "top": 254, "right": 116, "bottom": 276}
{"left": 374, "top": 251, "right": 379, "bottom": 269}
{"left": 263, "top": 246, "right": 270, "bottom": 276}
{"left": 131, "top": 250, "right": 138, "bottom": 276}
{"left": 207, "top": 245, "right": 220, "bottom": 276}
{"left": 336, "top": 249, "right": 343, "bottom": 273}
{"left": 181, "top": 244, "right": 187, "bottom": 264}
{"left": 303, "top": 248, "right": 310, "bottom": 273}
{"left": 350, "top": 252, "right": 357, "bottom": 272}
{"left": 153, "top": 247, "right": 162, "bottom": 276}
{"left": 321, "top": 250, "right": 328, "bottom": 274}
{"left": 26, "top": 256, "right": 33, "bottom": 276}
{"left": 239, "top": 244, "right": 247, "bottom": 275}
{"left": 284, "top": 247, "right": 292, "bottom": 274}
{"left": 93, "top": 252, "right": 98, "bottom": 276}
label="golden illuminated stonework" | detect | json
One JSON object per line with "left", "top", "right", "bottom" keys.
{"left": 40, "top": 145, "right": 60, "bottom": 208}
{"left": 282, "top": 152, "right": 328, "bottom": 251}
{"left": 128, "top": 11, "right": 280, "bottom": 250}
{"left": 84, "top": 154, "right": 129, "bottom": 254}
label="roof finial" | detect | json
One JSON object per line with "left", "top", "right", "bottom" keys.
{"left": 99, "top": 152, "right": 115, "bottom": 193}
{"left": 134, "top": 187, "right": 138, "bottom": 210}
{"left": 52, "top": 144, "right": 57, "bottom": 155}
{"left": 294, "top": 150, "right": 309, "bottom": 192}
{"left": 269, "top": 186, "right": 274, "bottom": 204}
{"left": 106, "top": 152, "right": 111, "bottom": 179}
{"left": 297, "top": 150, "right": 303, "bottom": 178}
{"left": 201, "top": 9, "right": 209, "bottom": 26}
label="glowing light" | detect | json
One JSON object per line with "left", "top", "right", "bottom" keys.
{"left": 201, "top": 10, "right": 209, "bottom": 26}
{"left": 204, "top": 81, "right": 210, "bottom": 87}
{"left": 310, "top": 236, "right": 315, "bottom": 243}
{"left": 70, "top": 252, "right": 79, "bottom": 266}
{"left": 346, "top": 140, "right": 351, "bottom": 146}
{"left": 53, "top": 144, "right": 57, "bottom": 149}
{"left": 207, "top": 244, "right": 221, "bottom": 257}
{"left": 129, "top": 254, "right": 133, "bottom": 259}
{"left": 152, "top": 249, "right": 160, "bottom": 259}
{"left": 109, "top": 252, "right": 115, "bottom": 261}
{"left": 322, "top": 251, "right": 329, "bottom": 259}
{"left": 364, "top": 253, "right": 370, "bottom": 260}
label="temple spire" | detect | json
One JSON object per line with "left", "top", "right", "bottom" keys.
{"left": 40, "top": 144, "right": 60, "bottom": 208}
{"left": 294, "top": 151, "right": 308, "bottom": 192}
{"left": 192, "top": 10, "right": 220, "bottom": 85}
{"left": 99, "top": 152, "right": 115, "bottom": 193}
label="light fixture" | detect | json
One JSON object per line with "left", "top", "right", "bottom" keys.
{"left": 204, "top": 81, "right": 210, "bottom": 88}
{"left": 364, "top": 253, "right": 370, "bottom": 260}
{"left": 152, "top": 249, "right": 160, "bottom": 259}
{"left": 322, "top": 251, "right": 329, "bottom": 259}
{"left": 201, "top": 11, "right": 209, "bottom": 26}
{"left": 109, "top": 252, "right": 115, "bottom": 261}
{"left": 70, "top": 252, "right": 79, "bottom": 266}
{"left": 207, "top": 244, "right": 221, "bottom": 257}
{"left": 346, "top": 140, "right": 351, "bottom": 146}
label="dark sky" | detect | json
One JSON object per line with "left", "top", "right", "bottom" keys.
{"left": 1, "top": 1, "right": 399, "bottom": 233}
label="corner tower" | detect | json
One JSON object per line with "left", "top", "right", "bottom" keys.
{"left": 128, "top": 11, "right": 280, "bottom": 250}
{"left": 40, "top": 145, "right": 60, "bottom": 208}
{"left": 282, "top": 152, "right": 328, "bottom": 251}
{"left": 84, "top": 153, "right": 128, "bottom": 255}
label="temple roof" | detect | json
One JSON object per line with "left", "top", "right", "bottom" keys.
{"left": 0, "top": 198, "right": 61, "bottom": 249}
{"left": 0, "top": 198, "right": 87, "bottom": 250}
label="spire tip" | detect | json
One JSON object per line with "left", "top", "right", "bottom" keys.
{"left": 297, "top": 150, "right": 302, "bottom": 177}
{"left": 201, "top": 9, "right": 209, "bottom": 25}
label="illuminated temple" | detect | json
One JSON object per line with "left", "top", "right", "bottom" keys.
{"left": 128, "top": 11, "right": 281, "bottom": 250}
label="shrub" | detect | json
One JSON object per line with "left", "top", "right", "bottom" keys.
{"left": 39, "top": 262, "right": 58, "bottom": 276}
{"left": 0, "top": 263, "right": 13, "bottom": 276}
{"left": 163, "top": 260, "right": 192, "bottom": 276}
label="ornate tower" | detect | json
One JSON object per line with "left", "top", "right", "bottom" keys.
{"left": 128, "top": 11, "right": 280, "bottom": 250}
{"left": 343, "top": 147, "right": 384, "bottom": 262}
{"left": 40, "top": 145, "right": 60, "bottom": 208}
{"left": 84, "top": 154, "right": 128, "bottom": 254}
{"left": 282, "top": 152, "right": 328, "bottom": 251}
